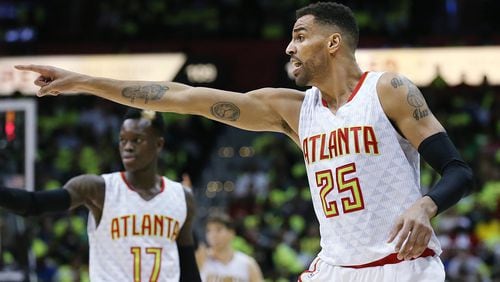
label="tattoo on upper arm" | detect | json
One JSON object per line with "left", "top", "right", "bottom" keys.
{"left": 391, "top": 77, "right": 404, "bottom": 88}
{"left": 210, "top": 102, "right": 240, "bottom": 121}
{"left": 122, "top": 84, "right": 169, "bottom": 104}
{"left": 405, "top": 81, "right": 429, "bottom": 120}
{"left": 391, "top": 76, "right": 429, "bottom": 120}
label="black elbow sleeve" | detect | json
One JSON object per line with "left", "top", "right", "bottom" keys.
{"left": 178, "top": 245, "right": 201, "bottom": 282}
{"left": 0, "top": 187, "right": 71, "bottom": 216}
{"left": 418, "top": 132, "right": 475, "bottom": 214}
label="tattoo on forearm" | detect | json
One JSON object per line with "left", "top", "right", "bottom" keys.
{"left": 121, "top": 84, "right": 169, "bottom": 104}
{"left": 210, "top": 102, "right": 240, "bottom": 121}
{"left": 406, "top": 81, "right": 429, "bottom": 120}
{"left": 391, "top": 77, "right": 404, "bottom": 88}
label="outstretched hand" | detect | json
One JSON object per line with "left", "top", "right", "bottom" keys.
{"left": 14, "top": 65, "right": 85, "bottom": 96}
{"left": 387, "top": 196, "right": 437, "bottom": 260}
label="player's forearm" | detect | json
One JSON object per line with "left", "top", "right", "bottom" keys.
{"left": 0, "top": 187, "right": 71, "bottom": 216}
{"left": 78, "top": 76, "right": 193, "bottom": 112}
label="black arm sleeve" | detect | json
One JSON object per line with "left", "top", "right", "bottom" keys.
{"left": 0, "top": 187, "right": 71, "bottom": 216}
{"left": 418, "top": 132, "right": 475, "bottom": 215}
{"left": 178, "top": 245, "right": 201, "bottom": 282}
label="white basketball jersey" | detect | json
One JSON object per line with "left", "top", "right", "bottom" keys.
{"left": 200, "top": 251, "right": 252, "bottom": 282}
{"left": 298, "top": 72, "right": 441, "bottom": 266}
{"left": 88, "top": 172, "right": 187, "bottom": 282}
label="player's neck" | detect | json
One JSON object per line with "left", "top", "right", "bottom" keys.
{"left": 317, "top": 55, "right": 362, "bottom": 110}
{"left": 212, "top": 246, "right": 234, "bottom": 263}
{"left": 124, "top": 167, "right": 160, "bottom": 192}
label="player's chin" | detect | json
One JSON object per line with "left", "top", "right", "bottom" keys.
{"left": 122, "top": 160, "right": 139, "bottom": 171}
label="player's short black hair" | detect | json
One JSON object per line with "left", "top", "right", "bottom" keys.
{"left": 296, "top": 2, "right": 359, "bottom": 49}
{"left": 123, "top": 108, "right": 165, "bottom": 136}
{"left": 206, "top": 212, "right": 235, "bottom": 231}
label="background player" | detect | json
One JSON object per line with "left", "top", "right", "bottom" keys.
{"left": 15, "top": 2, "right": 473, "bottom": 281}
{"left": 196, "top": 212, "right": 263, "bottom": 282}
{"left": 0, "top": 108, "right": 201, "bottom": 282}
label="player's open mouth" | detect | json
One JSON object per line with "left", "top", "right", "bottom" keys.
{"left": 290, "top": 58, "right": 302, "bottom": 75}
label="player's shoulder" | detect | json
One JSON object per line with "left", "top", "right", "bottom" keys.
{"left": 67, "top": 174, "right": 106, "bottom": 187}
{"left": 376, "top": 72, "right": 414, "bottom": 93}
{"left": 235, "top": 251, "right": 257, "bottom": 263}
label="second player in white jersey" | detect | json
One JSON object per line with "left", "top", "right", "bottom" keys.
{"left": 0, "top": 109, "right": 201, "bottom": 281}
{"left": 299, "top": 71, "right": 441, "bottom": 266}
{"left": 197, "top": 212, "right": 263, "bottom": 282}
{"left": 88, "top": 172, "right": 187, "bottom": 282}
{"left": 200, "top": 251, "right": 255, "bottom": 282}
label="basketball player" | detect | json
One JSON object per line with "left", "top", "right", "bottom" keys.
{"left": 196, "top": 212, "right": 263, "bottom": 282}
{"left": 0, "top": 109, "right": 201, "bottom": 282}
{"left": 15, "top": 2, "right": 474, "bottom": 281}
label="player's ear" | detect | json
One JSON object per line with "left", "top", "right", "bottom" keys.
{"left": 327, "top": 33, "right": 341, "bottom": 54}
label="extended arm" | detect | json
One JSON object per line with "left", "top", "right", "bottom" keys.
{"left": 0, "top": 174, "right": 105, "bottom": 218}
{"left": 177, "top": 187, "right": 201, "bottom": 282}
{"left": 377, "top": 72, "right": 474, "bottom": 259}
{"left": 15, "top": 65, "right": 304, "bottom": 142}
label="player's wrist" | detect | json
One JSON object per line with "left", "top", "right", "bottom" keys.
{"left": 75, "top": 74, "right": 97, "bottom": 93}
{"left": 420, "top": 196, "right": 438, "bottom": 218}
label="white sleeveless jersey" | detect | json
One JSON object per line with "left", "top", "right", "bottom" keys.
{"left": 200, "top": 251, "right": 252, "bottom": 282}
{"left": 298, "top": 72, "right": 441, "bottom": 266}
{"left": 88, "top": 172, "right": 187, "bottom": 282}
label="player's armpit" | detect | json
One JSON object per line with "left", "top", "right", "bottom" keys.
{"left": 376, "top": 72, "right": 445, "bottom": 148}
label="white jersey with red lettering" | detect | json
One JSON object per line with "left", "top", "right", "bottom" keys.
{"left": 200, "top": 251, "right": 252, "bottom": 282}
{"left": 298, "top": 71, "right": 441, "bottom": 266}
{"left": 88, "top": 172, "right": 187, "bottom": 282}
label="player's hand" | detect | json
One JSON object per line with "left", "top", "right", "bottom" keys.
{"left": 14, "top": 64, "right": 86, "bottom": 96}
{"left": 387, "top": 196, "right": 437, "bottom": 260}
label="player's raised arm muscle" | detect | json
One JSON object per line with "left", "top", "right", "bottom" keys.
{"left": 376, "top": 72, "right": 445, "bottom": 148}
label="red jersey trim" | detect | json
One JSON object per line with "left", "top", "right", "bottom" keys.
{"left": 321, "top": 71, "right": 369, "bottom": 107}
{"left": 344, "top": 248, "right": 435, "bottom": 269}
{"left": 120, "top": 171, "right": 165, "bottom": 194}
{"left": 298, "top": 258, "right": 320, "bottom": 282}
{"left": 347, "top": 71, "right": 369, "bottom": 102}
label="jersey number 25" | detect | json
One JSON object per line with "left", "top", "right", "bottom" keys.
{"left": 315, "top": 162, "right": 365, "bottom": 218}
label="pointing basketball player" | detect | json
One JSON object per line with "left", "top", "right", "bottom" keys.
{"left": 0, "top": 109, "right": 201, "bottom": 281}
{"left": 196, "top": 212, "right": 263, "bottom": 282}
{"left": 15, "top": 2, "right": 473, "bottom": 281}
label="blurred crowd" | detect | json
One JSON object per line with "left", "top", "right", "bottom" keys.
{"left": 1, "top": 0, "right": 500, "bottom": 53}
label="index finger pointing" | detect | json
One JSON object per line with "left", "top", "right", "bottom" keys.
{"left": 14, "top": 64, "right": 50, "bottom": 74}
